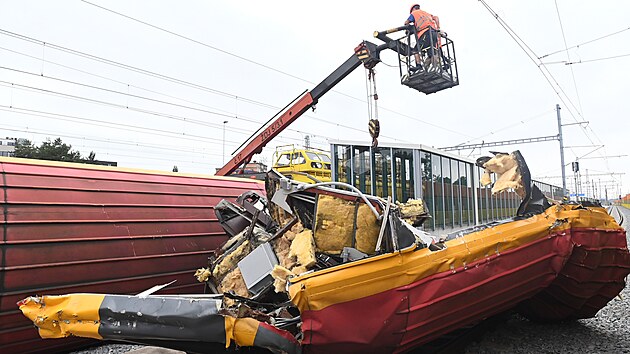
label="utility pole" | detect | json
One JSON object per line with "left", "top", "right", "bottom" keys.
{"left": 556, "top": 104, "right": 567, "bottom": 197}
{"left": 585, "top": 169, "right": 589, "bottom": 198}
{"left": 222, "top": 120, "right": 228, "bottom": 165}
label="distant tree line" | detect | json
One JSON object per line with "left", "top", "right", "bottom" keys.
{"left": 14, "top": 138, "right": 99, "bottom": 164}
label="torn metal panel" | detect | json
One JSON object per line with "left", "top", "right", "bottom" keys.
{"left": 18, "top": 294, "right": 300, "bottom": 354}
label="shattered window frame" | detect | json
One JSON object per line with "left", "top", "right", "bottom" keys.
{"left": 353, "top": 146, "right": 372, "bottom": 195}
{"left": 331, "top": 142, "right": 561, "bottom": 230}
{"left": 421, "top": 150, "right": 435, "bottom": 231}
{"left": 432, "top": 153, "right": 444, "bottom": 229}
{"left": 393, "top": 148, "right": 415, "bottom": 203}
{"left": 451, "top": 158, "right": 460, "bottom": 227}
{"left": 333, "top": 145, "right": 352, "bottom": 185}
{"left": 373, "top": 147, "right": 393, "bottom": 199}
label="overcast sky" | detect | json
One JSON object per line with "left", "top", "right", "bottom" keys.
{"left": 1, "top": 1, "right": 628, "bottom": 198}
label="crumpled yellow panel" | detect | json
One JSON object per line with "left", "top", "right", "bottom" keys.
{"left": 18, "top": 294, "right": 105, "bottom": 339}
{"left": 314, "top": 195, "right": 355, "bottom": 254}
{"left": 224, "top": 316, "right": 259, "bottom": 348}
{"left": 290, "top": 205, "right": 567, "bottom": 312}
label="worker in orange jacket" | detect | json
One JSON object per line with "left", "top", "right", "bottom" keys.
{"left": 405, "top": 4, "right": 442, "bottom": 71}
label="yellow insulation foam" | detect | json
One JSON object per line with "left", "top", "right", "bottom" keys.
{"left": 289, "top": 229, "right": 317, "bottom": 268}
{"left": 314, "top": 195, "right": 355, "bottom": 254}
{"left": 355, "top": 203, "right": 379, "bottom": 255}
{"left": 218, "top": 268, "right": 249, "bottom": 298}
{"left": 213, "top": 240, "right": 251, "bottom": 280}
{"left": 271, "top": 265, "right": 294, "bottom": 293}
{"left": 271, "top": 234, "right": 297, "bottom": 269}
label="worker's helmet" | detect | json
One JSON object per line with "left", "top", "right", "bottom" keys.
{"left": 410, "top": 4, "right": 420, "bottom": 13}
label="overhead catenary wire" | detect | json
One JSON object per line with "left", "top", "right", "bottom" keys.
{"left": 477, "top": 0, "right": 606, "bottom": 161}
{"left": 454, "top": 109, "right": 554, "bottom": 147}
{"left": 6, "top": 127, "right": 224, "bottom": 160}
{"left": 3, "top": 126, "right": 224, "bottom": 167}
{"left": 0, "top": 104, "right": 325, "bottom": 151}
{"left": 0, "top": 77, "right": 329, "bottom": 148}
{"left": 0, "top": 44, "right": 410, "bottom": 143}
{"left": 0, "top": 80, "right": 240, "bottom": 131}
{"left": 80, "top": 0, "right": 308, "bottom": 84}
{"left": 554, "top": 0, "right": 584, "bottom": 116}
{"left": 538, "top": 25, "right": 630, "bottom": 59}
{"left": 565, "top": 53, "right": 630, "bottom": 65}
{"left": 55, "top": 4, "right": 474, "bottom": 138}
{"left": 476, "top": 1, "right": 622, "bottom": 189}
{"left": 0, "top": 29, "right": 267, "bottom": 106}
{"left": 0, "top": 123, "right": 223, "bottom": 157}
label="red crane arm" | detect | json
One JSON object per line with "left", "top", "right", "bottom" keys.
{"left": 215, "top": 93, "right": 315, "bottom": 176}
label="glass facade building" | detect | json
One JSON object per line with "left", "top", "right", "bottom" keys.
{"left": 331, "top": 141, "right": 561, "bottom": 232}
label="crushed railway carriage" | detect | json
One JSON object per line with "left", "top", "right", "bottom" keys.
{"left": 18, "top": 151, "right": 630, "bottom": 353}
{"left": 0, "top": 156, "right": 265, "bottom": 354}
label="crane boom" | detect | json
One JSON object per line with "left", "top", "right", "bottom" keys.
{"left": 216, "top": 25, "right": 459, "bottom": 176}
{"left": 215, "top": 44, "right": 377, "bottom": 177}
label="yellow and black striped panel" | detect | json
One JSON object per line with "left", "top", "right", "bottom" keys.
{"left": 19, "top": 294, "right": 301, "bottom": 353}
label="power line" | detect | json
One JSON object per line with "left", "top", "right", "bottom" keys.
{"left": 80, "top": 0, "right": 311, "bottom": 84}
{"left": 478, "top": 1, "right": 621, "bottom": 183}
{"left": 0, "top": 104, "right": 243, "bottom": 145}
{"left": 538, "top": 25, "right": 630, "bottom": 59}
{"left": 64, "top": 4, "right": 474, "bottom": 137}
{"left": 554, "top": 0, "right": 583, "bottom": 116}
{"left": 0, "top": 124, "right": 221, "bottom": 157}
{"left": 477, "top": 1, "right": 606, "bottom": 163}
{"left": 454, "top": 109, "right": 553, "bottom": 147}
{"left": 0, "top": 80, "right": 240, "bottom": 131}
{"left": 0, "top": 65, "right": 245, "bottom": 121}
{"left": 0, "top": 28, "right": 265, "bottom": 104}
{"left": 0, "top": 50, "right": 336, "bottom": 144}
{"left": 0, "top": 75, "right": 384, "bottom": 147}
{"left": 0, "top": 44, "right": 409, "bottom": 143}
{"left": 0, "top": 45, "right": 245, "bottom": 115}
{"left": 565, "top": 53, "right": 630, "bottom": 65}
{"left": 0, "top": 122, "right": 223, "bottom": 157}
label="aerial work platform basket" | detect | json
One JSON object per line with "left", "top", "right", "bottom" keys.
{"left": 375, "top": 25, "right": 459, "bottom": 94}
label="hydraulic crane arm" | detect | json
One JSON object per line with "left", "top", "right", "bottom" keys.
{"left": 215, "top": 25, "right": 458, "bottom": 176}
{"left": 215, "top": 42, "right": 381, "bottom": 177}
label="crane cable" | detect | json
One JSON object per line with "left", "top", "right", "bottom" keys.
{"left": 366, "top": 68, "right": 380, "bottom": 148}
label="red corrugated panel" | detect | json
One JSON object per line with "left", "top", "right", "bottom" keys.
{"left": 299, "top": 232, "right": 573, "bottom": 354}
{"left": 299, "top": 226, "right": 630, "bottom": 354}
{"left": 0, "top": 157, "right": 265, "bottom": 354}
{"left": 517, "top": 227, "right": 630, "bottom": 321}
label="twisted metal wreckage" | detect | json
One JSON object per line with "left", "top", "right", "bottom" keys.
{"left": 19, "top": 151, "right": 630, "bottom": 353}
